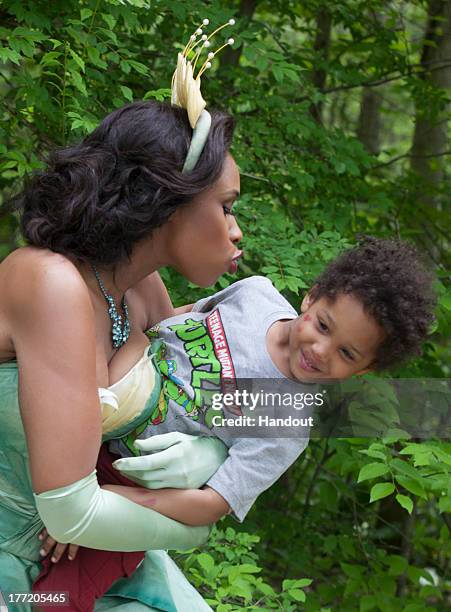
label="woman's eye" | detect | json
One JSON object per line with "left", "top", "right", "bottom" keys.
{"left": 223, "top": 205, "right": 235, "bottom": 216}
{"left": 318, "top": 319, "right": 328, "bottom": 332}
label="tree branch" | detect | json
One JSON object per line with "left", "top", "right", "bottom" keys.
{"left": 293, "top": 59, "right": 451, "bottom": 103}
{"left": 372, "top": 149, "right": 451, "bottom": 169}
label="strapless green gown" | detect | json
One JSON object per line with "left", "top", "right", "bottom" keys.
{"left": 0, "top": 361, "right": 211, "bottom": 611}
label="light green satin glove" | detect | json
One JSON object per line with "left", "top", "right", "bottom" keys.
{"left": 34, "top": 470, "right": 209, "bottom": 551}
{"left": 113, "top": 432, "right": 228, "bottom": 490}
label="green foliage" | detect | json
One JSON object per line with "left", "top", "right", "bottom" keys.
{"left": 0, "top": 1, "right": 449, "bottom": 610}
{"left": 176, "top": 526, "right": 313, "bottom": 610}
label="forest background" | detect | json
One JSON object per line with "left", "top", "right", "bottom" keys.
{"left": 0, "top": 0, "right": 450, "bottom": 610}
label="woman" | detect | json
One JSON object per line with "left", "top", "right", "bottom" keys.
{"left": 0, "top": 100, "right": 242, "bottom": 610}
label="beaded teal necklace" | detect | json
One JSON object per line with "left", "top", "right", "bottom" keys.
{"left": 92, "top": 265, "right": 130, "bottom": 349}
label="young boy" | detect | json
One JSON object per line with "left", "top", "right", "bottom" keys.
{"left": 34, "top": 236, "right": 436, "bottom": 606}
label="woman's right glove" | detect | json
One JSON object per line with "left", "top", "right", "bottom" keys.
{"left": 112, "top": 432, "right": 228, "bottom": 490}
{"left": 34, "top": 470, "right": 209, "bottom": 551}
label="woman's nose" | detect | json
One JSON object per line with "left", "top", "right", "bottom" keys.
{"left": 229, "top": 215, "right": 243, "bottom": 244}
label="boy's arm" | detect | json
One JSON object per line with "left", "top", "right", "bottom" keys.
{"left": 173, "top": 303, "right": 194, "bottom": 315}
{"left": 102, "top": 484, "right": 230, "bottom": 526}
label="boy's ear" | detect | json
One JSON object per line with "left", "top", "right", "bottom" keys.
{"left": 300, "top": 289, "right": 314, "bottom": 313}
{"left": 354, "top": 366, "right": 373, "bottom": 376}
{"left": 354, "top": 360, "right": 377, "bottom": 376}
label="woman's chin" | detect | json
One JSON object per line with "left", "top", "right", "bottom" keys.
{"left": 185, "top": 272, "right": 221, "bottom": 289}
{"left": 196, "top": 276, "right": 221, "bottom": 289}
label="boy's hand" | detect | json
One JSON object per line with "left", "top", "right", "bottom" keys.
{"left": 113, "top": 432, "right": 228, "bottom": 490}
{"left": 38, "top": 527, "right": 79, "bottom": 563}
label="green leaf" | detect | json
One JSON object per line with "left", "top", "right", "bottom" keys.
{"left": 395, "top": 476, "right": 427, "bottom": 499}
{"left": 102, "top": 13, "right": 117, "bottom": 30}
{"left": 341, "top": 563, "right": 365, "bottom": 579}
{"left": 97, "top": 27, "right": 118, "bottom": 44}
{"left": 69, "top": 48, "right": 85, "bottom": 72}
{"left": 272, "top": 65, "right": 284, "bottom": 82}
{"left": 257, "top": 581, "right": 276, "bottom": 596}
{"left": 288, "top": 589, "right": 306, "bottom": 602}
{"left": 369, "top": 482, "right": 395, "bottom": 502}
{"left": 440, "top": 293, "right": 451, "bottom": 311}
{"left": 382, "top": 428, "right": 411, "bottom": 444}
{"left": 197, "top": 553, "right": 215, "bottom": 573}
{"left": 69, "top": 70, "right": 87, "bottom": 95}
{"left": 40, "top": 51, "right": 62, "bottom": 67}
{"left": 396, "top": 494, "right": 413, "bottom": 514}
{"left": 13, "top": 27, "right": 47, "bottom": 42}
{"left": 295, "top": 578, "right": 313, "bottom": 588}
{"left": 120, "top": 60, "right": 131, "bottom": 74}
{"left": 120, "top": 85, "right": 133, "bottom": 102}
{"left": 357, "top": 462, "right": 389, "bottom": 483}
{"left": 360, "top": 594, "right": 377, "bottom": 611}
{"left": 128, "top": 59, "right": 149, "bottom": 75}
{"left": 438, "top": 495, "right": 451, "bottom": 512}
{"left": 144, "top": 88, "right": 171, "bottom": 102}
{"left": 87, "top": 46, "right": 107, "bottom": 69}
{"left": 255, "top": 55, "right": 269, "bottom": 71}
{"left": 0, "top": 47, "right": 21, "bottom": 65}
{"left": 11, "top": 36, "right": 36, "bottom": 57}
{"left": 359, "top": 448, "right": 386, "bottom": 461}
{"left": 334, "top": 161, "right": 346, "bottom": 174}
{"left": 387, "top": 555, "right": 408, "bottom": 576}
{"left": 430, "top": 446, "right": 451, "bottom": 466}
{"left": 389, "top": 458, "right": 420, "bottom": 479}
{"left": 238, "top": 564, "right": 261, "bottom": 573}
{"left": 228, "top": 576, "right": 253, "bottom": 601}
{"left": 80, "top": 8, "right": 93, "bottom": 20}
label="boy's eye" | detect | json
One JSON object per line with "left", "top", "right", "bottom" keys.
{"left": 223, "top": 205, "right": 235, "bottom": 216}
{"left": 341, "top": 348, "right": 354, "bottom": 360}
{"left": 318, "top": 319, "right": 328, "bottom": 332}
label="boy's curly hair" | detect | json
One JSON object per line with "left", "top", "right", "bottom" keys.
{"left": 310, "top": 236, "right": 436, "bottom": 370}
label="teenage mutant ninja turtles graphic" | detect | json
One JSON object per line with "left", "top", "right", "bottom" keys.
{"left": 152, "top": 313, "right": 235, "bottom": 426}
{"left": 121, "top": 311, "right": 236, "bottom": 456}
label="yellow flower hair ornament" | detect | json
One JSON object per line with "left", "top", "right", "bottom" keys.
{"left": 171, "top": 18, "right": 235, "bottom": 173}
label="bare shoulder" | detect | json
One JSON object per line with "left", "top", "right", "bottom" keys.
{"left": 3, "top": 247, "right": 89, "bottom": 321}
{"left": 8, "top": 246, "right": 96, "bottom": 365}
{"left": 2, "top": 245, "right": 84, "bottom": 285}
{"left": 132, "top": 271, "right": 175, "bottom": 329}
{"left": 0, "top": 248, "right": 90, "bottom": 360}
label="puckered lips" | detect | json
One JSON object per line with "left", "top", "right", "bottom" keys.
{"left": 228, "top": 250, "right": 242, "bottom": 274}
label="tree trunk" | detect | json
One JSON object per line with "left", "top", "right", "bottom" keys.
{"left": 310, "top": 6, "right": 332, "bottom": 123}
{"left": 356, "top": 87, "right": 383, "bottom": 155}
{"left": 410, "top": 0, "right": 451, "bottom": 194}
{"left": 221, "top": 0, "right": 259, "bottom": 68}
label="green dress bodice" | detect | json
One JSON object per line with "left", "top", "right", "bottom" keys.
{"left": 0, "top": 357, "right": 211, "bottom": 612}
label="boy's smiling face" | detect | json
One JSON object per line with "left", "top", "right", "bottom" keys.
{"left": 287, "top": 292, "right": 384, "bottom": 382}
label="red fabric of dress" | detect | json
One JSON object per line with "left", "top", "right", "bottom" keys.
{"left": 32, "top": 443, "right": 145, "bottom": 612}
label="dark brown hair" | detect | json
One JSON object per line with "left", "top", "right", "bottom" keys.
{"left": 18, "top": 100, "right": 235, "bottom": 266}
{"left": 310, "top": 236, "right": 436, "bottom": 369}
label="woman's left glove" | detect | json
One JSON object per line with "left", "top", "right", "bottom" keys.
{"left": 35, "top": 470, "right": 209, "bottom": 551}
{"left": 113, "top": 432, "right": 228, "bottom": 490}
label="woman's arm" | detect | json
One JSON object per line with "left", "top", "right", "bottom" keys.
{"left": 10, "top": 253, "right": 101, "bottom": 492}
{"left": 8, "top": 253, "right": 208, "bottom": 550}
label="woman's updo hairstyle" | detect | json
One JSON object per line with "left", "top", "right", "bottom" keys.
{"left": 19, "top": 100, "right": 234, "bottom": 267}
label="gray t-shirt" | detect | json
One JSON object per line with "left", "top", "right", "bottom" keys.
{"left": 110, "top": 276, "right": 310, "bottom": 521}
